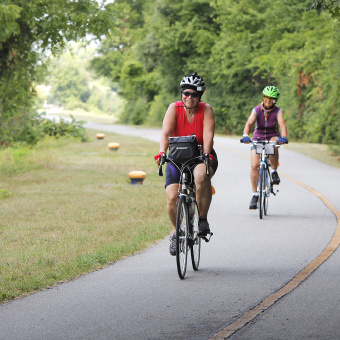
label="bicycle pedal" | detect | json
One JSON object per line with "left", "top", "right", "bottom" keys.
{"left": 202, "top": 232, "right": 213, "bottom": 243}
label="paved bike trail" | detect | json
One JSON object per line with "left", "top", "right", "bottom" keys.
{"left": 0, "top": 123, "right": 339, "bottom": 340}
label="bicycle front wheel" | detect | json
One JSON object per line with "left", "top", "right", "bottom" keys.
{"left": 259, "top": 163, "right": 266, "bottom": 219}
{"left": 263, "top": 168, "right": 270, "bottom": 215}
{"left": 176, "top": 195, "right": 189, "bottom": 279}
{"left": 190, "top": 200, "right": 201, "bottom": 271}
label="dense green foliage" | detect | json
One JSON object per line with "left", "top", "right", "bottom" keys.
{"left": 307, "top": 0, "right": 340, "bottom": 19}
{"left": 46, "top": 44, "right": 124, "bottom": 116}
{"left": 37, "top": 115, "right": 88, "bottom": 142}
{"left": 91, "top": 0, "right": 340, "bottom": 145}
{"left": 1, "top": 0, "right": 339, "bottom": 147}
{"left": 0, "top": 0, "right": 115, "bottom": 147}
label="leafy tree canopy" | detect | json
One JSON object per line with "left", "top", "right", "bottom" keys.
{"left": 1, "top": 0, "right": 339, "bottom": 148}
{"left": 307, "top": 0, "right": 340, "bottom": 20}
{"left": 0, "top": 0, "right": 115, "bottom": 146}
{"left": 91, "top": 0, "right": 340, "bottom": 146}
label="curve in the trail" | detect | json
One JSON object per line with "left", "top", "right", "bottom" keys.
{"left": 209, "top": 144, "right": 340, "bottom": 339}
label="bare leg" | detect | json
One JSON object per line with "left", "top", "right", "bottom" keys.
{"left": 268, "top": 136, "right": 279, "bottom": 170}
{"left": 193, "top": 163, "right": 214, "bottom": 218}
{"left": 165, "top": 183, "right": 179, "bottom": 228}
{"left": 250, "top": 149, "right": 260, "bottom": 193}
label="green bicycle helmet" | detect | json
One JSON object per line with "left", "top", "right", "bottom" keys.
{"left": 263, "top": 86, "right": 280, "bottom": 99}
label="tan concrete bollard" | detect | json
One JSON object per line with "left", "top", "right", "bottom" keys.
{"left": 96, "top": 133, "right": 105, "bottom": 140}
{"left": 108, "top": 143, "right": 120, "bottom": 151}
{"left": 128, "top": 171, "right": 146, "bottom": 185}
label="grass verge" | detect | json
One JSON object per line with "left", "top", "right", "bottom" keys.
{"left": 0, "top": 131, "right": 170, "bottom": 303}
{"left": 50, "top": 110, "right": 340, "bottom": 168}
{"left": 285, "top": 142, "right": 340, "bottom": 169}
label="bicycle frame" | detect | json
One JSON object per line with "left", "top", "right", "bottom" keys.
{"left": 258, "top": 146, "right": 271, "bottom": 189}
{"left": 159, "top": 153, "right": 212, "bottom": 238}
{"left": 258, "top": 147, "right": 271, "bottom": 218}
{"left": 254, "top": 140, "right": 280, "bottom": 218}
{"left": 254, "top": 140, "right": 279, "bottom": 186}
{"left": 158, "top": 151, "right": 211, "bottom": 278}
{"left": 240, "top": 139, "right": 280, "bottom": 218}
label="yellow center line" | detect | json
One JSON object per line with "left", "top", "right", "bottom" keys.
{"left": 210, "top": 143, "right": 340, "bottom": 339}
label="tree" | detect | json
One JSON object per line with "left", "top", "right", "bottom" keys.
{"left": 91, "top": 0, "right": 340, "bottom": 146}
{"left": 47, "top": 43, "right": 119, "bottom": 115}
{"left": 90, "top": 0, "right": 221, "bottom": 125}
{"left": 307, "top": 0, "right": 340, "bottom": 20}
{"left": 0, "top": 0, "right": 115, "bottom": 146}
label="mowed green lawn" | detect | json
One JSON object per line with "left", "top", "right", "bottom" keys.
{"left": 0, "top": 130, "right": 170, "bottom": 303}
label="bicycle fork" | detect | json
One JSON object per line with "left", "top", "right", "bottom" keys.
{"left": 259, "top": 163, "right": 278, "bottom": 197}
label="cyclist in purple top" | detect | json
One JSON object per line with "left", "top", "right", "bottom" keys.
{"left": 241, "top": 86, "right": 288, "bottom": 209}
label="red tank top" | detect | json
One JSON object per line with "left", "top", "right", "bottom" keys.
{"left": 173, "top": 101, "right": 206, "bottom": 146}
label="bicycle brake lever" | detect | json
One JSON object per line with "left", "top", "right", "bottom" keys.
{"left": 204, "top": 153, "right": 210, "bottom": 177}
{"left": 158, "top": 154, "right": 166, "bottom": 176}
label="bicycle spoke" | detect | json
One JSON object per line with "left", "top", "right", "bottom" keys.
{"left": 259, "top": 164, "right": 264, "bottom": 219}
{"left": 176, "top": 196, "right": 188, "bottom": 279}
{"left": 190, "top": 201, "right": 201, "bottom": 271}
{"left": 264, "top": 169, "right": 269, "bottom": 215}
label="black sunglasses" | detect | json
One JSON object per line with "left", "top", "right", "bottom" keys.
{"left": 182, "top": 91, "right": 200, "bottom": 98}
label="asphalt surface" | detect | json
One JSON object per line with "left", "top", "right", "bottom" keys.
{"left": 0, "top": 122, "right": 339, "bottom": 340}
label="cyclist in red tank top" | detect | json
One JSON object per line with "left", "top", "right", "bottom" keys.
{"left": 173, "top": 101, "right": 205, "bottom": 145}
{"left": 154, "top": 73, "right": 218, "bottom": 256}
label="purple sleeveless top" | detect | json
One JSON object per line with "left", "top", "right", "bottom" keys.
{"left": 252, "top": 104, "right": 282, "bottom": 140}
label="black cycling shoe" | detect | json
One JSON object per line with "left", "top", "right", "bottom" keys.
{"left": 249, "top": 195, "right": 259, "bottom": 209}
{"left": 198, "top": 219, "right": 210, "bottom": 236}
{"left": 169, "top": 233, "right": 176, "bottom": 256}
{"left": 271, "top": 171, "right": 280, "bottom": 185}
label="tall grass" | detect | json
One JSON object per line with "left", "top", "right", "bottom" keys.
{"left": 0, "top": 131, "right": 170, "bottom": 303}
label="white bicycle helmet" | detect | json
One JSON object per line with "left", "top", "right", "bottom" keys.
{"left": 180, "top": 72, "right": 205, "bottom": 94}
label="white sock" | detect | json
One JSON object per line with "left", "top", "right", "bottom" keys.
{"left": 253, "top": 192, "right": 259, "bottom": 197}
{"left": 270, "top": 169, "right": 277, "bottom": 174}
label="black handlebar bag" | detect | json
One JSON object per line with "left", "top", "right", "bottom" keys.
{"left": 168, "top": 135, "right": 200, "bottom": 164}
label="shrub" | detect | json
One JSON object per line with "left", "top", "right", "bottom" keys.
{"left": 36, "top": 114, "right": 89, "bottom": 142}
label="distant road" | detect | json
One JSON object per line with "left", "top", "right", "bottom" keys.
{"left": 84, "top": 121, "right": 162, "bottom": 143}
{"left": 1, "top": 121, "right": 339, "bottom": 340}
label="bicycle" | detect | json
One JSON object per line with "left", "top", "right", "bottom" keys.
{"left": 158, "top": 151, "right": 212, "bottom": 279}
{"left": 242, "top": 138, "right": 280, "bottom": 219}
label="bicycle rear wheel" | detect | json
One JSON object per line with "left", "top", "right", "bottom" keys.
{"left": 176, "top": 195, "right": 189, "bottom": 279}
{"left": 190, "top": 200, "right": 201, "bottom": 271}
{"left": 259, "top": 163, "right": 265, "bottom": 219}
